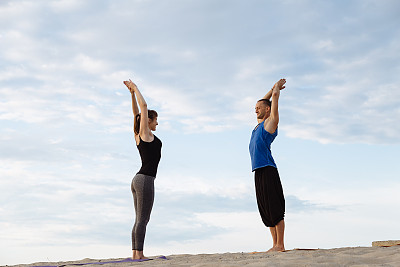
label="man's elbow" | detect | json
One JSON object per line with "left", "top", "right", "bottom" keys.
{"left": 271, "top": 113, "right": 279, "bottom": 123}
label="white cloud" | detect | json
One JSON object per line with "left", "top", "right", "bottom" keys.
{"left": 3, "top": 0, "right": 398, "bottom": 143}
{"left": 234, "top": 57, "right": 283, "bottom": 82}
{"left": 72, "top": 54, "right": 108, "bottom": 74}
{"left": 49, "top": 0, "right": 84, "bottom": 13}
{"left": 282, "top": 77, "right": 400, "bottom": 144}
{"left": 156, "top": 173, "right": 252, "bottom": 198}
{"left": 313, "top": 39, "right": 335, "bottom": 51}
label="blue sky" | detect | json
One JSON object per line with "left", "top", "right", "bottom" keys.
{"left": 1, "top": 0, "right": 400, "bottom": 265}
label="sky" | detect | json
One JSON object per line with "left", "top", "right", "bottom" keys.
{"left": 1, "top": 0, "right": 400, "bottom": 265}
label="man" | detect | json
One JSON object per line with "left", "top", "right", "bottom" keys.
{"left": 249, "top": 78, "right": 286, "bottom": 252}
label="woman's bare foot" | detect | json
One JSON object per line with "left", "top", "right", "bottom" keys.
{"left": 133, "top": 250, "right": 149, "bottom": 260}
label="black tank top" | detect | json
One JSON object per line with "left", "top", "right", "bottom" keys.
{"left": 137, "top": 135, "right": 162, "bottom": 177}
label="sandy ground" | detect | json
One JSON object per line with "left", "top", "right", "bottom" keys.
{"left": 6, "top": 246, "right": 400, "bottom": 267}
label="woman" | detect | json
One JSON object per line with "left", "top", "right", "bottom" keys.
{"left": 123, "top": 79, "right": 162, "bottom": 260}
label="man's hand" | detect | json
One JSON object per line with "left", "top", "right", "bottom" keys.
{"left": 272, "top": 78, "right": 286, "bottom": 91}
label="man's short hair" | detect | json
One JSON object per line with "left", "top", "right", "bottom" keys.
{"left": 257, "top": 99, "right": 271, "bottom": 107}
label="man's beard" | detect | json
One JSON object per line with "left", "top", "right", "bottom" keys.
{"left": 257, "top": 113, "right": 265, "bottom": 119}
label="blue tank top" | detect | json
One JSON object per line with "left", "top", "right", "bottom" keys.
{"left": 249, "top": 120, "right": 277, "bottom": 171}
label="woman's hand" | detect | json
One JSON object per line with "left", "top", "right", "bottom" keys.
{"left": 123, "top": 79, "right": 138, "bottom": 94}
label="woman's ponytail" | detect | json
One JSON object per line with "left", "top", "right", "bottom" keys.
{"left": 134, "top": 114, "right": 141, "bottom": 135}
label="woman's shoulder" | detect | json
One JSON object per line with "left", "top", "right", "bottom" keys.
{"left": 154, "top": 134, "right": 162, "bottom": 144}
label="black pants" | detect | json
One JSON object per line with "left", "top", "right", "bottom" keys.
{"left": 254, "top": 166, "right": 285, "bottom": 227}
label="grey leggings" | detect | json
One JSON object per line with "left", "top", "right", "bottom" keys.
{"left": 131, "top": 174, "right": 155, "bottom": 251}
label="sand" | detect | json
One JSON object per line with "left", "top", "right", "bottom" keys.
{"left": 6, "top": 245, "right": 400, "bottom": 267}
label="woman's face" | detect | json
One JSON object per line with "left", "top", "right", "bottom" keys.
{"left": 148, "top": 117, "right": 158, "bottom": 131}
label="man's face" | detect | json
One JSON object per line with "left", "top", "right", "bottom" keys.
{"left": 255, "top": 101, "right": 269, "bottom": 120}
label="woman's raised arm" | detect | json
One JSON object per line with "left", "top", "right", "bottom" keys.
{"left": 124, "top": 80, "right": 140, "bottom": 117}
{"left": 123, "top": 79, "right": 150, "bottom": 137}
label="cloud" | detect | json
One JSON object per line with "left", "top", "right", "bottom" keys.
{"left": 0, "top": 159, "right": 132, "bottom": 248}
{"left": 282, "top": 77, "right": 400, "bottom": 144}
{"left": 2, "top": 0, "right": 398, "bottom": 143}
{"left": 0, "top": 156, "right": 333, "bottom": 248}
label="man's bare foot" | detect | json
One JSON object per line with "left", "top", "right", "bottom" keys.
{"left": 267, "top": 245, "right": 285, "bottom": 252}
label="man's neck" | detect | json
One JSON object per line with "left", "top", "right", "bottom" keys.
{"left": 257, "top": 114, "right": 270, "bottom": 124}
